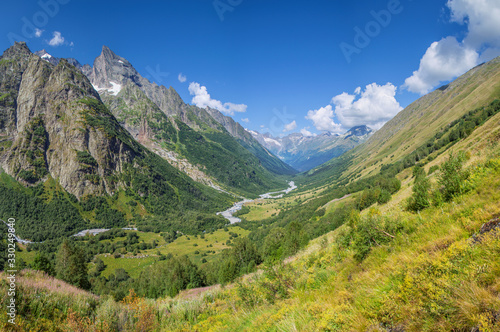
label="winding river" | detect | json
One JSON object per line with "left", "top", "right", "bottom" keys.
{"left": 3, "top": 182, "right": 298, "bottom": 243}
{"left": 217, "top": 181, "right": 297, "bottom": 224}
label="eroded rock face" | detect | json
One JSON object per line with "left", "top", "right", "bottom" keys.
{"left": 87, "top": 46, "right": 223, "bottom": 131}
{"left": 0, "top": 42, "right": 31, "bottom": 136}
{"left": 85, "top": 46, "right": 296, "bottom": 182}
{"left": 0, "top": 43, "right": 139, "bottom": 198}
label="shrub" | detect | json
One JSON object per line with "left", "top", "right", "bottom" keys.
{"left": 407, "top": 177, "right": 431, "bottom": 212}
{"left": 439, "top": 152, "right": 470, "bottom": 201}
{"left": 377, "top": 189, "right": 392, "bottom": 205}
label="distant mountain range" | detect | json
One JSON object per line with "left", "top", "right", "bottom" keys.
{"left": 248, "top": 126, "right": 372, "bottom": 171}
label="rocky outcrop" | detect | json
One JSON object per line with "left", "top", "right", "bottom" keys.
{"left": 0, "top": 43, "right": 141, "bottom": 198}
{"left": 0, "top": 42, "right": 31, "bottom": 136}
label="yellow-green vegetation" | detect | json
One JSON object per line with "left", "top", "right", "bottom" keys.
{"left": 238, "top": 189, "right": 323, "bottom": 221}
{"left": 4, "top": 155, "right": 500, "bottom": 331}
{"left": 14, "top": 245, "right": 36, "bottom": 266}
{"left": 93, "top": 227, "right": 250, "bottom": 278}
{"left": 0, "top": 146, "right": 496, "bottom": 330}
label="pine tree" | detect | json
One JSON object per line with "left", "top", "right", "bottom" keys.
{"left": 55, "top": 239, "right": 90, "bottom": 290}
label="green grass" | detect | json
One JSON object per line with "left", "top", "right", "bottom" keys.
{"left": 95, "top": 227, "right": 250, "bottom": 277}
{"left": 98, "top": 255, "right": 158, "bottom": 278}
{"left": 15, "top": 245, "right": 37, "bottom": 265}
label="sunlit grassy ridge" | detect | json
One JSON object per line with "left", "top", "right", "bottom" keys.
{"left": 300, "top": 57, "right": 500, "bottom": 190}
{"left": 3, "top": 151, "right": 500, "bottom": 331}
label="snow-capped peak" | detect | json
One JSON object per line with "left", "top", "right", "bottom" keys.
{"left": 245, "top": 128, "right": 259, "bottom": 136}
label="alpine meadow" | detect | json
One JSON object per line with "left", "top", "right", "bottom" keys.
{"left": 1, "top": 1, "right": 500, "bottom": 331}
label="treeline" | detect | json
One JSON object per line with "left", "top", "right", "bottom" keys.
{"left": 25, "top": 233, "right": 266, "bottom": 300}
{"left": 134, "top": 212, "right": 229, "bottom": 235}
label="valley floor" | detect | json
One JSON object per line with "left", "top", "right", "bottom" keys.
{"left": 2, "top": 155, "right": 500, "bottom": 331}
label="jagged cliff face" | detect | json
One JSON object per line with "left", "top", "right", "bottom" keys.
{"left": 83, "top": 46, "right": 296, "bottom": 193}
{"left": 0, "top": 42, "right": 31, "bottom": 136}
{"left": 87, "top": 46, "right": 222, "bottom": 131}
{"left": 0, "top": 42, "right": 140, "bottom": 198}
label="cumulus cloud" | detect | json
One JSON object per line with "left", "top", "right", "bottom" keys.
{"left": 35, "top": 29, "right": 43, "bottom": 38}
{"left": 178, "top": 73, "right": 187, "bottom": 83}
{"left": 448, "top": 0, "right": 500, "bottom": 51}
{"left": 188, "top": 82, "right": 247, "bottom": 116}
{"left": 333, "top": 83, "right": 403, "bottom": 130}
{"left": 283, "top": 120, "right": 297, "bottom": 132}
{"left": 404, "top": 0, "right": 500, "bottom": 94}
{"left": 48, "top": 31, "right": 65, "bottom": 46}
{"left": 241, "top": 118, "right": 250, "bottom": 123}
{"left": 300, "top": 128, "right": 316, "bottom": 137}
{"left": 306, "top": 83, "right": 402, "bottom": 133}
{"left": 403, "top": 37, "right": 478, "bottom": 94}
{"left": 305, "top": 105, "right": 344, "bottom": 134}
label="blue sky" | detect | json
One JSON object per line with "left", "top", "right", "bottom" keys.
{"left": 1, "top": 0, "right": 499, "bottom": 137}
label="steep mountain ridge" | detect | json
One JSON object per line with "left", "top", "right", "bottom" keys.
{"left": 81, "top": 46, "right": 295, "bottom": 195}
{"left": 303, "top": 56, "right": 500, "bottom": 187}
{"left": 250, "top": 126, "right": 372, "bottom": 171}
{"left": 0, "top": 42, "right": 231, "bottom": 230}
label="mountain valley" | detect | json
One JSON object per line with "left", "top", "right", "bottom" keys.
{"left": 1, "top": 39, "right": 500, "bottom": 332}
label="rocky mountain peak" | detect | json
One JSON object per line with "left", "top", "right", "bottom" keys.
{"left": 2, "top": 41, "right": 31, "bottom": 59}
{"left": 345, "top": 125, "right": 372, "bottom": 138}
{"left": 90, "top": 45, "right": 143, "bottom": 91}
{"left": 101, "top": 45, "right": 117, "bottom": 59}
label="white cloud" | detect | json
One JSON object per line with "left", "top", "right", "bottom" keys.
{"left": 306, "top": 83, "right": 403, "bottom": 133}
{"left": 178, "top": 73, "right": 187, "bottom": 83}
{"left": 241, "top": 118, "right": 250, "bottom": 123}
{"left": 354, "top": 86, "right": 361, "bottom": 95}
{"left": 333, "top": 83, "right": 403, "bottom": 130}
{"left": 448, "top": 0, "right": 500, "bottom": 51}
{"left": 188, "top": 82, "right": 247, "bottom": 116}
{"left": 48, "top": 31, "right": 65, "bottom": 47}
{"left": 300, "top": 128, "right": 316, "bottom": 137}
{"left": 403, "top": 37, "right": 479, "bottom": 94}
{"left": 35, "top": 29, "right": 43, "bottom": 38}
{"left": 404, "top": 0, "right": 500, "bottom": 94}
{"left": 283, "top": 120, "right": 297, "bottom": 132}
{"left": 260, "top": 125, "right": 265, "bottom": 128}
{"left": 305, "top": 105, "right": 344, "bottom": 134}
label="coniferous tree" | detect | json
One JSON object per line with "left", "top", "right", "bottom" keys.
{"left": 32, "top": 253, "right": 54, "bottom": 275}
{"left": 55, "top": 240, "right": 90, "bottom": 290}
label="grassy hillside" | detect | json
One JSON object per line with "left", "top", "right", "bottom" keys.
{"left": 3, "top": 150, "right": 500, "bottom": 330}
{"left": 301, "top": 56, "right": 500, "bottom": 190}
{"left": 3, "top": 54, "right": 500, "bottom": 332}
